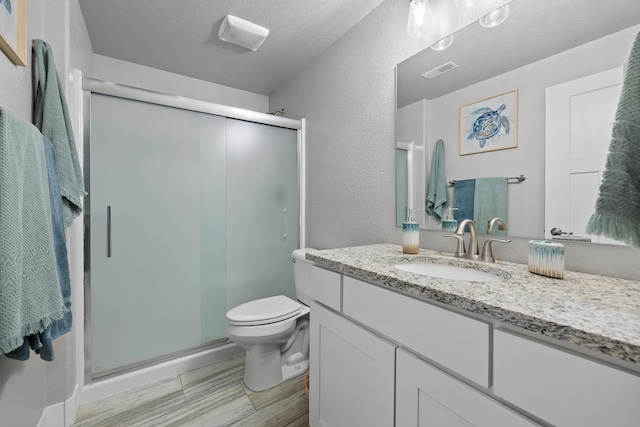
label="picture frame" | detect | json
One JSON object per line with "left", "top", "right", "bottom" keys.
{"left": 459, "top": 89, "right": 518, "bottom": 156}
{"left": 0, "top": 0, "right": 26, "bottom": 66}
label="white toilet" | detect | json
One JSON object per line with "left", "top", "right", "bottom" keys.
{"left": 226, "top": 248, "right": 314, "bottom": 392}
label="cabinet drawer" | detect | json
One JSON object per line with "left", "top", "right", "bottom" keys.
{"left": 309, "top": 266, "right": 341, "bottom": 311}
{"left": 494, "top": 329, "right": 640, "bottom": 427}
{"left": 342, "top": 276, "right": 490, "bottom": 387}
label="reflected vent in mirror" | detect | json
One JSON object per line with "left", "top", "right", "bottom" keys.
{"left": 421, "top": 61, "right": 459, "bottom": 80}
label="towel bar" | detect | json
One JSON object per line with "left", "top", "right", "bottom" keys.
{"left": 449, "top": 175, "right": 525, "bottom": 186}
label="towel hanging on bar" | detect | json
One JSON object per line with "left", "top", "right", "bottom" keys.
{"left": 33, "top": 39, "right": 87, "bottom": 227}
{"left": 0, "top": 107, "right": 66, "bottom": 354}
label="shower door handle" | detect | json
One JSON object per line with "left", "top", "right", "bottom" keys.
{"left": 106, "top": 205, "right": 112, "bottom": 258}
{"left": 282, "top": 207, "right": 288, "bottom": 238}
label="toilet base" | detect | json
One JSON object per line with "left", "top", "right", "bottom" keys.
{"left": 243, "top": 346, "right": 309, "bottom": 392}
{"left": 281, "top": 355, "right": 309, "bottom": 382}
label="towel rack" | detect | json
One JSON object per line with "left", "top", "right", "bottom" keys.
{"left": 448, "top": 174, "right": 526, "bottom": 186}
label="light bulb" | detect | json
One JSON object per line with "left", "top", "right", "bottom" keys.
{"left": 431, "top": 35, "right": 454, "bottom": 51}
{"left": 479, "top": 4, "right": 510, "bottom": 28}
{"left": 455, "top": 0, "right": 475, "bottom": 8}
{"left": 407, "top": 0, "right": 432, "bottom": 37}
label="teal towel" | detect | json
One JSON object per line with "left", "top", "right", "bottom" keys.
{"left": 0, "top": 108, "right": 66, "bottom": 354}
{"left": 33, "top": 39, "right": 86, "bottom": 227}
{"left": 587, "top": 31, "right": 640, "bottom": 247}
{"left": 473, "top": 177, "right": 507, "bottom": 234}
{"left": 6, "top": 136, "right": 72, "bottom": 361}
{"left": 426, "top": 139, "right": 450, "bottom": 220}
{"left": 453, "top": 179, "right": 475, "bottom": 223}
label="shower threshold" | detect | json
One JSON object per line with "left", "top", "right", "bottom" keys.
{"left": 90, "top": 338, "right": 233, "bottom": 382}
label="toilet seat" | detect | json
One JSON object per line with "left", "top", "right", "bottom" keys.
{"left": 227, "top": 295, "right": 304, "bottom": 326}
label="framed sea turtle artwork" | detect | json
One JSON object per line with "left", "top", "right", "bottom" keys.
{"left": 459, "top": 90, "right": 518, "bottom": 155}
{"left": 0, "top": 0, "right": 26, "bottom": 66}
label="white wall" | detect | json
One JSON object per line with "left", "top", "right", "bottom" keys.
{"left": 93, "top": 55, "right": 269, "bottom": 113}
{"left": 269, "top": 0, "right": 420, "bottom": 249}
{"left": 269, "top": 0, "right": 640, "bottom": 281}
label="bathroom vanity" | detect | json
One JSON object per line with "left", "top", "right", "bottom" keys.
{"left": 306, "top": 244, "right": 640, "bottom": 427}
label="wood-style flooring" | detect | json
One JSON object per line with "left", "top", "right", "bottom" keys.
{"left": 73, "top": 353, "right": 309, "bottom": 427}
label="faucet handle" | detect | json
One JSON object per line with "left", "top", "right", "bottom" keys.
{"left": 481, "top": 238, "right": 511, "bottom": 262}
{"left": 443, "top": 233, "right": 466, "bottom": 257}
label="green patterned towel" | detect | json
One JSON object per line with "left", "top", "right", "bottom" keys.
{"left": 33, "top": 39, "right": 86, "bottom": 227}
{"left": 0, "top": 108, "right": 66, "bottom": 354}
{"left": 587, "top": 31, "right": 640, "bottom": 246}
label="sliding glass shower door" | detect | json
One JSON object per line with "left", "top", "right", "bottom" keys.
{"left": 88, "top": 93, "right": 298, "bottom": 377}
{"left": 225, "top": 119, "right": 299, "bottom": 310}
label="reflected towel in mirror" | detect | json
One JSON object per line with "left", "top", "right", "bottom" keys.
{"left": 453, "top": 179, "right": 475, "bottom": 223}
{"left": 426, "top": 139, "right": 450, "bottom": 220}
{"left": 474, "top": 177, "right": 507, "bottom": 234}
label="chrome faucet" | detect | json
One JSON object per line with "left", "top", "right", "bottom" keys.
{"left": 444, "top": 219, "right": 480, "bottom": 260}
{"left": 444, "top": 217, "right": 511, "bottom": 262}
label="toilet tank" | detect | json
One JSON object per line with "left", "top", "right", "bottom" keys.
{"left": 291, "top": 248, "right": 316, "bottom": 306}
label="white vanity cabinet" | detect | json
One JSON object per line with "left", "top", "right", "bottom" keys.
{"left": 309, "top": 301, "right": 396, "bottom": 427}
{"left": 308, "top": 264, "right": 640, "bottom": 427}
{"left": 396, "top": 349, "right": 538, "bottom": 427}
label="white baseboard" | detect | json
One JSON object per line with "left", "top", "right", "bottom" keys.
{"left": 36, "top": 384, "right": 81, "bottom": 427}
{"left": 64, "top": 384, "right": 80, "bottom": 427}
{"left": 36, "top": 401, "right": 64, "bottom": 427}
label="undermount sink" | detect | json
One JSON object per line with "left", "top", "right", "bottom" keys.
{"left": 394, "top": 263, "right": 503, "bottom": 282}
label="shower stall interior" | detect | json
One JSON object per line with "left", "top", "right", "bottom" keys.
{"left": 84, "top": 80, "right": 302, "bottom": 380}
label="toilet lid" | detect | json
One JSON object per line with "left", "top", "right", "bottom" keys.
{"left": 226, "top": 295, "right": 303, "bottom": 326}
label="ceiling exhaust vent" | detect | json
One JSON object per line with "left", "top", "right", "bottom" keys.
{"left": 421, "top": 61, "right": 459, "bottom": 80}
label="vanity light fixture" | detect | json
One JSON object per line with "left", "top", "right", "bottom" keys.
{"left": 218, "top": 15, "right": 269, "bottom": 51}
{"left": 431, "top": 34, "right": 454, "bottom": 51}
{"left": 478, "top": 4, "right": 510, "bottom": 28}
{"left": 407, "top": 0, "right": 432, "bottom": 37}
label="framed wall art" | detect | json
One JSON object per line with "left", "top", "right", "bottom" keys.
{"left": 0, "top": 0, "right": 26, "bottom": 66}
{"left": 460, "top": 89, "right": 518, "bottom": 155}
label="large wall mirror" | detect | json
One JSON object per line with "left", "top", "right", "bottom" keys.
{"left": 396, "top": 0, "right": 640, "bottom": 242}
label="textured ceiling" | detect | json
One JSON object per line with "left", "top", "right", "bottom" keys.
{"left": 78, "top": 0, "right": 387, "bottom": 96}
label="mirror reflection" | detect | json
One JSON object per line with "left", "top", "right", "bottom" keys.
{"left": 396, "top": 0, "right": 640, "bottom": 241}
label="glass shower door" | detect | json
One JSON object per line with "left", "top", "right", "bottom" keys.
{"left": 89, "top": 94, "right": 226, "bottom": 375}
{"left": 225, "top": 119, "right": 299, "bottom": 310}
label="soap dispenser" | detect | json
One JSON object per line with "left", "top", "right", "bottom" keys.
{"left": 442, "top": 207, "right": 458, "bottom": 232}
{"left": 402, "top": 209, "right": 419, "bottom": 254}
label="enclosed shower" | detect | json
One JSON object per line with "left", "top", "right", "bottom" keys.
{"left": 83, "top": 79, "right": 303, "bottom": 380}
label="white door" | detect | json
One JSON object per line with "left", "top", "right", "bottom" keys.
{"left": 545, "top": 68, "right": 624, "bottom": 244}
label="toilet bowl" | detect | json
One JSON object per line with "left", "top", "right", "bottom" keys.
{"left": 226, "top": 248, "right": 315, "bottom": 392}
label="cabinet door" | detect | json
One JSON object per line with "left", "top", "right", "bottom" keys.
{"left": 310, "top": 302, "right": 396, "bottom": 427}
{"left": 396, "top": 349, "right": 538, "bottom": 427}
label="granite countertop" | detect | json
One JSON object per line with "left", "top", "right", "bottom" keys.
{"left": 306, "top": 243, "right": 640, "bottom": 366}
